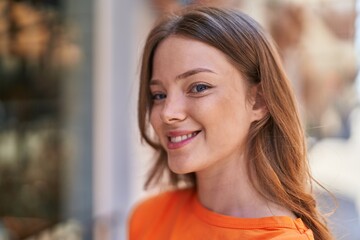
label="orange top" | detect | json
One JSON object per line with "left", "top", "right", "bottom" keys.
{"left": 128, "top": 188, "right": 314, "bottom": 240}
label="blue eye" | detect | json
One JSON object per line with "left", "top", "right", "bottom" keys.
{"left": 152, "top": 93, "right": 166, "bottom": 100}
{"left": 190, "top": 84, "right": 210, "bottom": 93}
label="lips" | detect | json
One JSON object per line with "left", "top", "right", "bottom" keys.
{"left": 167, "top": 130, "right": 200, "bottom": 149}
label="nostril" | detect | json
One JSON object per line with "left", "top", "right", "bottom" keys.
{"left": 161, "top": 110, "right": 187, "bottom": 123}
{"left": 159, "top": 97, "right": 187, "bottom": 124}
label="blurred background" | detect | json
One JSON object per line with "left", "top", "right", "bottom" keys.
{"left": 0, "top": 0, "right": 359, "bottom": 239}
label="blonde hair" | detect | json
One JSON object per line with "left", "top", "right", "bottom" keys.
{"left": 138, "top": 6, "right": 333, "bottom": 240}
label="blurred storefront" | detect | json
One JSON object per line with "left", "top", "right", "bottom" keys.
{"left": 0, "top": 0, "right": 93, "bottom": 239}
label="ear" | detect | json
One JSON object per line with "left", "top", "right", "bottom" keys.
{"left": 249, "top": 85, "right": 268, "bottom": 122}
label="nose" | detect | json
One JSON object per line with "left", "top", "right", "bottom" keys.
{"left": 160, "top": 95, "right": 187, "bottom": 124}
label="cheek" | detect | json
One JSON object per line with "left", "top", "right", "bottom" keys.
{"left": 194, "top": 92, "right": 244, "bottom": 120}
{"left": 149, "top": 107, "right": 160, "bottom": 132}
{"left": 197, "top": 94, "right": 251, "bottom": 137}
{"left": 149, "top": 108, "right": 165, "bottom": 146}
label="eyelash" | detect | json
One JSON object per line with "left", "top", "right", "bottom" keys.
{"left": 151, "top": 92, "right": 166, "bottom": 101}
{"left": 189, "top": 83, "right": 211, "bottom": 94}
{"left": 150, "top": 83, "right": 212, "bottom": 101}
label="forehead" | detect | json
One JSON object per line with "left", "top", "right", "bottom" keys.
{"left": 152, "top": 36, "right": 234, "bottom": 77}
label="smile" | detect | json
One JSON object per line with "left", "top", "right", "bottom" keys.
{"left": 167, "top": 131, "right": 200, "bottom": 149}
{"left": 169, "top": 132, "right": 198, "bottom": 143}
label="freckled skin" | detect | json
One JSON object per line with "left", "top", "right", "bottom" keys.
{"left": 150, "top": 36, "right": 263, "bottom": 176}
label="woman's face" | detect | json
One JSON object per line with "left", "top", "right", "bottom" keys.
{"left": 149, "top": 36, "right": 263, "bottom": 175}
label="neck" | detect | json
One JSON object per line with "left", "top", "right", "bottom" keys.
{"left": 195, "top": 155, "right": 296, "bottom": 219}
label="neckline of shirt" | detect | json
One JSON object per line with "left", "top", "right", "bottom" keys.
{"left": 189, "top": 190, "right": 307, "bottom": 230}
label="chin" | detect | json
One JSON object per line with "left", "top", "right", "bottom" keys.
{"left": 168, "top": 159, "right": 194, "bottom": 175}
{"left": 169, "top": 165, "right": 191, "bottom": 175}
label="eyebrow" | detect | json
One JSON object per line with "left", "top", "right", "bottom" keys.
{"left": 150, "top": 67, "right": 216, "bottom": 85}
{"left": 175, "top": 67, "right": 215, "bottom": 80}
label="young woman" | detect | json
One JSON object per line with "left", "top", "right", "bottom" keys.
{"left": 129, "top": 6, "right": 333, "bottom": 240}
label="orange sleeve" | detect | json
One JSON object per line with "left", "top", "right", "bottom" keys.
{"left": 127, "top": 204, "right": 140, "bottom": 240}
{"left": 128, "top": 194, "right": 158, "bottom": 240}
{"left": 127, "top": 189, "right": 194, "bottom": 240}
{"left": 127, "top": 191, "right": 177, "bottom": 240}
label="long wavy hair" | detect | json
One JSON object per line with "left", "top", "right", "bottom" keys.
{"left": 138, "top": 6, "right": 333, "bottom": 240}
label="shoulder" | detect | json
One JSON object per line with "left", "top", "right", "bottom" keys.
{"left": 260, "top": 217, "right": 315, "bottom": 239}
{"left": 128, "top": 188, "right": 194, "bottom": 238}
{"left": 131, "top": 188, "right": 194, "bottom": 215}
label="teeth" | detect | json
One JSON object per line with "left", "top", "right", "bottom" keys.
{"left": 170, "top": 132, "right": 197, "bottom": 143}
